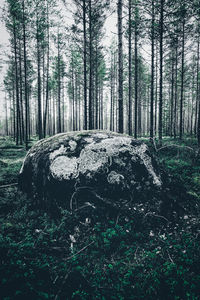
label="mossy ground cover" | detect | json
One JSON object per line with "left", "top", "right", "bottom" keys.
{"left": 0, "top": 136, "right": 200, "bottom": 300}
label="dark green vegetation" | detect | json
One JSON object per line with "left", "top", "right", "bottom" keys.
{"left": 0, "top": 136, "right": 200, "bottom": 300}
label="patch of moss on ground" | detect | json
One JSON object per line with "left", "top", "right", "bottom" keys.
{"left": 0, "top": 136, "right": 200, "bottom": 299}
{"left": 0, "top": 138, "right": 27, "bottom": 185}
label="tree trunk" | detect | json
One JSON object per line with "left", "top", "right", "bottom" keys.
{"left": 88, "top": 0, "right": 93, "bottom": 130}
{"left": 197, "top": 35, "right": 200, "bottom": 147}
{"left": 22, "top": 0, "right": 29, "bottom": 149}
{"left": 118, "top": 0, "right": 124, "bottom": 133}
{"left": 43, "top": 1, "right": 50, "bottom": 138}
{"left": 36, "top": 11, "right": 43, "bottom": 140}
{"left": 134, "top": 1, "right": 138, "bottom": 139}
{"left": 19, "top": 41, "right": 24, "bottom": 144}
{"left": 150, "top": 0, "right": 155, "bottom": 139}
{"left": 174, "top": 43, "right": 178, "bottom": 138}
{"left": 170, "top": 48, "right": 174, "bottom": 137}
{"left": 57, "top": 32, "right": 61, "bottom": 133}
{"left": 95, "top": 42, "right": 98, "bottom": 130}
{"left": 128, "top": 0, "right": 132, "bottom": 136}
{"left": 83, "top": 0, "right": 87, "bottom": 130}
{"left": 180, "top": 20, "right": 185, "bottom": 140}
{"left": 158, "top": 0, "right": 164, "bottom": 146}
{"left": 155, "top": 41, "right": 158, "bottom": 135}
{"left": 13, "top": 20, "right": 20, "bottom": 145}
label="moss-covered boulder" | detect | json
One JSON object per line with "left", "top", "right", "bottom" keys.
{"left": 19, "top": 131, "right": 164, "bottom": 216}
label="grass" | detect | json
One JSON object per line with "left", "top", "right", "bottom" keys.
{"left": 0, "top": 136, "right": 200, "bottom": 299}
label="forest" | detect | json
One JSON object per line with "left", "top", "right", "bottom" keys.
{"left": 0, "top": 0, "right": 200, "bottom": 146}
{"left": 0, "top": 0, "right": 200, "bottom": 299}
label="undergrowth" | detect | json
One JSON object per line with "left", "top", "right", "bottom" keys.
{"left": 0, "top": 136, "right": 200, "bottom": 299}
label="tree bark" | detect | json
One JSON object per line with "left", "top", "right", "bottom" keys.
{"left": 118, "top": 0, "right": 124, "bottom": 133}
{"left": 43, "top": 1, "right": 50, "bottom": 138}
{"left": 197, "top": 35, "right": 200, "bottom": 147}
{"left": 180, "top": 20, "right": 185, "bottom": 140}
{"left": 83, "top": 0, "right": 87, "bottom": 130}
{"left": 134, "top": 0, "right": 138, "bottom": 139}
{"left": 22, "top": 0, "right": 29, "bottom": 149}
{"left": 88, "top": 0, "right": 93, "bottom": 129}
{"left": 170, "top": 48, "right": 174, "bottom": 137}
{"left": 174, "top": 43, "right": 178, "bottom": 138}
{"left": 57, "top": 31, "right": 62, "bottom": 133}
{"left": 158, "top": 0, "right": 164, "bottom": 146}
{"left": 13, "top": 19, "right": 20, "bottom": 145}
{"left": 36, "top": 10, "right": 43, "bottom": 140}
{"left": 128, "top": 0, "right": 132, "bottom": 136}
{"left": 150, "top": 0, "right": 155, "bottom": 139}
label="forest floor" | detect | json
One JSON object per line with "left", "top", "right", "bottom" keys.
{"left": 0, "top": 136, "right": 200, "bottom": 299}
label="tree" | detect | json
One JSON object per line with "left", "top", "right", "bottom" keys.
{"left": 158, "top": 0, "right": 164, "bottom": 146}
{"left": 128, "top": 0, "right": 132, "bottom": 136}
{"left": 150, "top": 0, "right": 155, "bottom": 140}
{"left": 118, "top": 0, "right": 124, "bottom": 133}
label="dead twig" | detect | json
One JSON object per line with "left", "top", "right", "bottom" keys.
{"left": 167, "top": 250, "right": 174, "bottom": 264}
{"left": 64, "top": 241, "right": 95, "bottom": 261}
{"left": 0, "top": 183, "right": 18, "bottom": 189}
{"left": 144, "top": 212, "right": 169, "bottom": 223}
{"left": 157, "top": 144, "right": 194, "bottom": 152}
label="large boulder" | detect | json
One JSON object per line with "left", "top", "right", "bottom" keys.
{"left": 19, "top": 131, "right": 164, "bottom": 217}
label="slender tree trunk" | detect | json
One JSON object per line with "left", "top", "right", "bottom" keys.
{"left": 158, "top": 0, "right": 164, "bottom": 146}
{"left": 110, "top": 59, "right": 113, "bottom": 131}
{"left": 180, "top": 20, "right": 185, "bottom": 140}
{"left": 170, "top": 48, "right": 174, "bottom": 137}
{"left": 57, "top": 32, "right": 61, "bottom": 133}
{"left": 134, "top": 1, "right": 138, "bottom": 139}
{"left": 128, "top": 0, "right": 132, "bottom": 136}
{"left": 36, "top": 11, "right": 43, "bottom": 140}
{"left": 19, "top": 41, "right": 24, "bottom": 144}
{"left": 195, "top": 34, "right": 199, "bottom": 136}
{"left": 22, "top": 0, "right": 29, "bottom": 149}
{"left": 5, "top": 93, "right": 8, "bottom": 136}
{"left": 174, "top": 43, "right": 178, "bottom": 138}
{"left": 100, "top": 84, "right": 103, "bottom": 129}
{"left": 83, "top": 0, "right": 87, "bottom": 130}
{"left": 88, "top": 0, "right": 93, "bottom": 129}
{"left": 95, "top": 42, "right": 98, "bottom": 129}
{"left": 150, "top": 0, "right": 155, "bottom": 139}
{"left": 191, "top": 72, "right": 195, "bottom": 135}
{"left": 12, "top": 79, "right": 16, "bottom": 140}
{"left": 197, "top": 35, "right": 200, "bottom": 147}
{"left": 62, "top": 76, "right": 65, "bottom": 132}
{"left": 155, "top": 41, "right": 158, "bottom": 135}
{"left": 118, "top": 0, "right": 124, "bottom": 133}
{"left": 13, "top": 20, "right": 20, "bottom": 145}
{"left": 43, "top": 1, "right": 50, "bottom": 138}
{"left": 138, "top": 63, "right": 142, "bottom": 137}
{"left": 78, "top": 83, "right": 81, "bottom": 130}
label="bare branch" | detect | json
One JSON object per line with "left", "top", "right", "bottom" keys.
{"left": 0, "top": 183, "right": 18, "bottom": 189}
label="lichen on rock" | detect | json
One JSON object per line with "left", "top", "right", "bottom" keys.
{"left": 107, "top": 171, "right": 124, "bottom": 185}
{"left": 50, "top": 156, "right": 78, "bottom": 180}
{"left": 19, "top": 130, "right": 165, "bottom": 215}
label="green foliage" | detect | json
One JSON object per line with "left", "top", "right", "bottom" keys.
{"left": 0, "top": 137, "right": 200, "bottom": 299}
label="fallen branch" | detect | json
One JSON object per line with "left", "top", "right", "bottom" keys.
{"left": 144, "top": 212, "right": 169, "bottom": 222}
{"left": 0, "top": 183, "right": 18, "bottom": 189}
{"left": 167, "top": 250, "right": 174, "bottom": 264}
{"left": 151, "top": 138, "right": 195, "bottom": 153}
{"left": 65, "top": 241, "right": 95, "bottom": 261}
{"left": 157, "top": 144, "right": 194, "bottom": 152}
